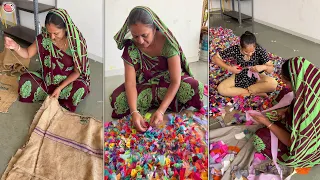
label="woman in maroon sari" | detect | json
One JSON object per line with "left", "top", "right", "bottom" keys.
{"left": 110, "top": 6, "right": 204, "bottom": 132}
{"left": 4, "top": 9, "right": 90, "bottom": 112}
{"left": 251, "top": 57, "right": 320, "bottom": 170}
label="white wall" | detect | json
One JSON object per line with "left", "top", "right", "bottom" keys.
{"left": 105, "top": 0, "right": 203, "bottom": 77}
{"left": 210, "top": 0, "right": 320, "bottom": 43}
{"left": 57, "top": 0, "right": 103, "bottom": 62}
{"left": 253, "top": 0, "right": 320, "bottom": 43}
{"left": 1, "top": 0, "right": 103, "bottom": 62}
{"left": 209, "top": 0, "right": 221, "bottom": 11}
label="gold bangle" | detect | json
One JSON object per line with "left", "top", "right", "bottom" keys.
{"left": 267, "top": 123, "right": 273, "bottom": 128}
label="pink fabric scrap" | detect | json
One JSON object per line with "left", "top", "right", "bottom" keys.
{"left": 271, "top": 130, "right": 283, "bottom": 178}
{"left": 245, "top": 120, "right": 254, "bottom": 126}
{"left": 247, "top": 69, "right": 261, "bottom": 80}
{"left": 254, "top": 153, "right": 267, "bottom": 161}
{"left": 204, "top": 84, "right": 208, "bottom": 96}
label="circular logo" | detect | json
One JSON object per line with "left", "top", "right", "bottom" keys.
{"left": 2, "top": 2, "right": 15, "bottom": 13}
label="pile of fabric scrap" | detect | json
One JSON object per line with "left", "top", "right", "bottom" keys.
{"left": 209, "top": 27, "right": 288, "bottom": 118}
{"left": 210, "top": 129, "right": 255, "bottom": 180}
{"left": 209, "top": 141, "right": 241, "bottom": 180}
{"left": 104, "top": 110, "right": 208, "bottom": 180}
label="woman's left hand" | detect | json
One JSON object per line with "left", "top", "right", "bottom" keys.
{"left": 51, "top": 87, "right": 62, "bottom": 98}
{"left": 150, "top": 110, "right": 164, "bottom": 127}
{"left": 250, "top": 65, "right": 266, "bottom": 72}
{"left": 250, "top": 114, "right": 271, "bottom": 126}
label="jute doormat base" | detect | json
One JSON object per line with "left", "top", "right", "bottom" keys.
{"left": 1, "top": 97, "right": 103, "bottom": 180}
{"left": 0, "top": 48, "right": 31, "bottom": 113}
{"left": 0, "top": 74, "right": 18, "bottom": 113}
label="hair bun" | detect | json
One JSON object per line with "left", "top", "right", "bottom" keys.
{"left": 244, "top": 31, "right": 253, "bottom": 35}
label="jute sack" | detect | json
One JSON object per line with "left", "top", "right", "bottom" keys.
{"left": 0, "top": 74, "right": 18, "bottom": 113}
{"left": 1, "top": 97, "right": 103, "bottom": 180}
{"left": 0, "top": 48, "right": 30, "bottom": 74}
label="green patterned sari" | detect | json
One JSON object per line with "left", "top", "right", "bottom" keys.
{"left": 110, "top": 6, "right": 204, "bottom": 118}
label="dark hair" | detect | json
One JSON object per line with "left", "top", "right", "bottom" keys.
{"left": 127, "top": 8, "right": 155, "bottom": 29}
{"left": 240, "top": 31, "right": 256, "bottom": 48}
{"left": 281, "top": 59, "right": 291, "bottom": 81}
{"left": 45, "top": 12, "right": 66, "bottom": 29}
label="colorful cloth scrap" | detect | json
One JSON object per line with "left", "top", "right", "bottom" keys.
{"left": 104, "top": 112, "right": 208, "bottom": 179}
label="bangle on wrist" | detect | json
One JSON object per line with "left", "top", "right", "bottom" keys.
{"left": 157, "top": 110, "right": 164, "bottom": 116}
{"left": 130, "top": 110, "right": 139, "bottom": 116}
{"left": 267, "top": 122, "right": 273, "bottom": 128}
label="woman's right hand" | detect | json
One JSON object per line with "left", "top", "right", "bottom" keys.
{"left": 228, "top": 66, "right": 241, "bottom": 74}
{"left": 4, "top": 37, "right": 19, "bottom": 50}
{"left": 131, "top": 112, "right": 148, "bottom": 132}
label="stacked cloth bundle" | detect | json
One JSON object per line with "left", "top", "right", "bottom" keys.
{"left": 0, "top": 48, "right": 30, "bottom": 75}
{"left": 104, "top": 110, "right": 208, "bottom": 180}
{"left": 1, "top": 97, "right": 103, "bottom": 180}
{"left": 209, "top": 27, "right": 288, "bottom": 118}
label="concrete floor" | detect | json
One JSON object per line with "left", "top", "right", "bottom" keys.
{"left": 104, "top": 61, "right": 208, "bottom": 121}
{"left": 210, "top": 11, "right": 320, "bottom": 180}
{"left": 0, "top": 32, "right": 103, "bottom": 174}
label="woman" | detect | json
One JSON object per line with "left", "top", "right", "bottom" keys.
{"left": 251, "top": 57, "right": 320, "bottom": 168}
{"left": 110, "top": 6, "right": 204, "bottom": 132}
{"left": 212, "top": 31, "right": 278, "bottom": 97}
{"left": 4, "top": 8, "right": 90, "bottom": 112}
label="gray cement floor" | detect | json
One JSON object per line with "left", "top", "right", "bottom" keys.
{"left": 0, "top": 32, "right": 103, "bottom": 174}
{"left": 104, "top": 61, "right": 208, "bottom": 121}
{"left": 210, "top": 11, "right": 320, "bottom": 180}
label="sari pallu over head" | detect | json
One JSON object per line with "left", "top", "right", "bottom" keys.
{"left": 113, "top": 6, "right": 193, "bottom": 77}
{"left": 40, "top": 8, "right": 90, "bottom": 86}
{"left": 282, "top": 57, "right": 320, "bottom": 168}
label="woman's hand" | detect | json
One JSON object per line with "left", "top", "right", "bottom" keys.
{"left": 132, "top": 112, "right": 148, "bottom": 132}
{"left": 228, "top": 66, "right": 241, "bottom": 74}
{"left": 51, "top": 87, "right": 62, "bottom": 99}
{"left": 250, "top": 114, "right": 271, "bottom": 126}
{"left": 150, "top": 110, "right": 164, "bottom": 127}
{"left": 4, "top": 37, "right": 19, "bottom": 50}
{"left": 265, "top": 108, "right": 288, "bottom": 121}
{"left": 250, "top": 65, "right": 266, "bottom": 72}
{"left": 251, "top": 113, "right": 292, "bottom": 146}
